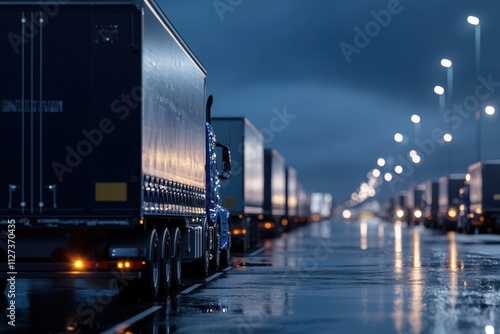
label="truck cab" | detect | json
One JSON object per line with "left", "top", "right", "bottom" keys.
{"left": 205, "top": 97, "right": 232, "bottom": 269}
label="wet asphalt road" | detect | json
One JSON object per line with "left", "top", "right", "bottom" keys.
{"left": 2, "top": 216, "right": 500, "bottom": 333}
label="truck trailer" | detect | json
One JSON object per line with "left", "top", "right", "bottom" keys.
{"left": 262, "top": 148, "right": 287, "bottom": 237}
{"left": 212, "top": 117, "right": 265, "bottom": 251}
{"left": 437, "top": 174, "right": 465, "bottom": 231}
{"left": 464, "top": 161, "right": 500, "bottom": 233}
{"left": 0, "top": 0, "right": 231, "bottom": 297}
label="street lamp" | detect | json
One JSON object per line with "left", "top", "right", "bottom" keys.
{"left": 377, "top": 158, "right": 386, "bottom": 167}
{"left": 440, "top": 59, "right": 453, "bottom": 110}
{"left": 434, "top": 86, "right": 445, "bottom": 113}
{"left": 467, "top": 15, "right": 481, "bottom": 161}
{"left": 411, "top": 114, "right": 421, "bottom": 150}
{"left": 485, "top": 105, "right": 495, "bottom": 116}
{"left": 434, "top": 85, "right": 444, "bottom": 96}
{"left": 434, "top": 86, "right": 446, "bottom": 175}
{"left": 440, "top": 60, "right": 453, "bottom": 174}
{"left": 394, "top": 133, "right": 404, "bottom": 143}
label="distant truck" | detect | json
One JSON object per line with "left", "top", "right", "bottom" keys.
{"left": 393, "top": 191, "right": 408, "bottom": 221}
{"left": 296, "top": 182, "right": 311, "bottom": 225}
{"left": 406, "top": 185, "right": 425, "bottom": 225}
{"left": 438, "top": 174, "right": 465, "bottom": 230}
{"left": 462, "top": 161, "right": 500, "bottom": 233}
{"left": 262, "top": 148, "right": 287, "bottom": 237}
{"left": 285, "top": 167, "right": 298, "bottom": 231}
{"left": 212, "top": 117, "right": 265, "bottom": 251}
{"left": 310, "top": 192, "right": 333, "bottom": 222}
{"left": 0, "top": 0, "right": 232, "bottom": 297}
{"left": 423, "top": 180, "right": 439, "bottom": 228}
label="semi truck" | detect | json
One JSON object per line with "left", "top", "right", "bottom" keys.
{"left": 423, "top": 180, "right": 439, "bottom": 228}
{"left": 462, "top": 161, "right": 500, "bottom": 233}
{"left": 437, "top": 174, "right": 465, "bottom": 231}
{"left": 393, "top": 191, "right": 408, "bottom": 222}
{"left": 0, "top": 0, "right": 232, "bottom": 297}
{"left": 211, "top": 117, "right": 265, "bottom": 251}
{"left": 262, "top": 148, "right": 287, "bottom": 237}
{"left": 406, "top": 184, "right": 425, "bottom": 225}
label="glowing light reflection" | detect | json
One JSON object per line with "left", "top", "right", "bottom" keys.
{"left": 360, "top": 219, "right": 368, "bottom": 250}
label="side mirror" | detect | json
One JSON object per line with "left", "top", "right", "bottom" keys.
{"left": 216, "top": 143, "right": 231, "bottom": 180}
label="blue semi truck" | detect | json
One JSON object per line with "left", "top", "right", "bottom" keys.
{"left": 0, "top": 0, "right": 232, "bottom": 297}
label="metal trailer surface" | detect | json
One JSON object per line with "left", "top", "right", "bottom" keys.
{"left": 262, "top": 148, "right": 286, "bottom": 236}
{"left": 0, "top": 0, "right": 210, "bottom": 296}
{"left": 468, "top": 161, "right": 500, "bottom": 231}
{"left": 211, "top": 117, "right": 264, "bottom": 250}
{"left": 438, "top": 174, "right": 465, "bottom": 230}
{"left": 285, "top": 167, "right": 298, "bottom": 229}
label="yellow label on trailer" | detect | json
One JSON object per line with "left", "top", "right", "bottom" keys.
{"left": 95, "top": 183, "right": 127, "bottom": 202}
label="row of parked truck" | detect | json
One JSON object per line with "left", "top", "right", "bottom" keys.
{"left": 385, "top": 161, "right": 500, "bottom": 234}
{"left": 0, "top": 0, "right": 312, "bottom": 297}
{"left": 212, "top": 118, "right": 312, "bottom": 252}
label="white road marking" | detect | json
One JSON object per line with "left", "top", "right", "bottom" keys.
{"left": 100, "top": 306, "right": 162, "bottom": 334}
{"left": 180, "top": 283, "right": 202, "bottom": 294}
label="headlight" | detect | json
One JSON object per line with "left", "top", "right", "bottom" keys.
{"left": 448, "top": 208, "right": 457, "bottom": 218}
{"left": 342, "top": 210, "right": 352, "bottom": 219}
{"left": 414, "top": 210, "right": 422, "bottom": 219}
{"left": 396, "top": 210, "right": 404, "bottom": 218}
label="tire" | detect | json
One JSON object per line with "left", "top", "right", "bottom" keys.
{"left": 170, "top": 227, "right": 182, "bottom": 290}
{"left": 160, "top": 227, "right": 172, "bottom": 294}
{"left": 209, "top": 223, "right": 221, "bottom": 272}
{"left": 143, "top": 229, "right": 160, "bottom": 299}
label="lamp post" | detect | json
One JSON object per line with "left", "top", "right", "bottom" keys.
{"left": 394, "top": 132, "right": 405, "bottom": 159}
{"left": 434, "top": 86, "right": 445, "bottom": 175}
{"left": 411, "top": 114, "right": 420, "bottom": 150}
{"left": 440, "top": 59, "right": 453, "bottom": 108}
{"left": 441, "top": 59, "right": 453, "bottom": 173}
{"left": 467, "top": 15, "right": 481, "bottom": 162}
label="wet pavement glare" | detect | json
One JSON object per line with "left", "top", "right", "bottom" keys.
{"left": 3, "top": 217, "right": 500, "bottom": 334}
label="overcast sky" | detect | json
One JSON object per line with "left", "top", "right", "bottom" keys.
{"left": 159, "top": 0, "right": 500, "bottom": 205}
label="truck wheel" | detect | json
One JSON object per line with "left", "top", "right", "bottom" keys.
{"left": 170, "top": 227, "right": 182, "bottom": 290}
{"left": 195, "top": 221, "right": 210, "bottom": 277}
{"left": 160, "top": 228, "right": 172, "bottom": 294}
{"left": 210, "top": 223, "right": 221, "bottom": 272}
{"left": 143, "top": 229, "right": 160, "bottom": 299}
